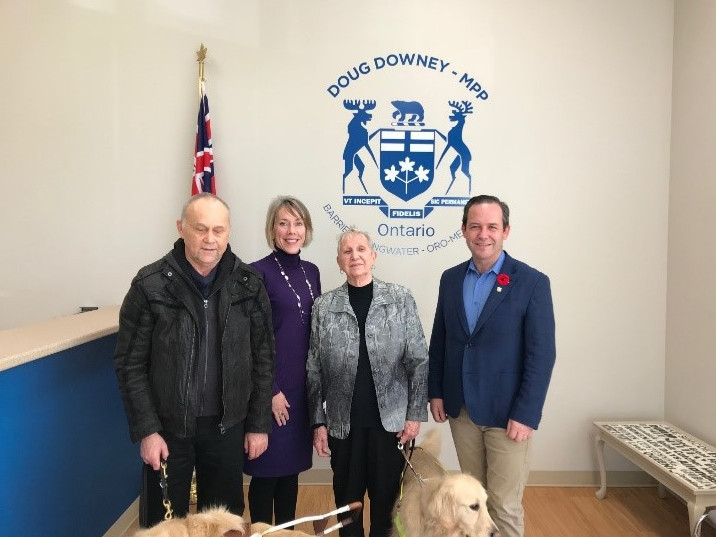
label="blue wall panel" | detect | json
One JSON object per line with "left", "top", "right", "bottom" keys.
{"left": 0, "top": 334, "right": 139, "bottom": 536}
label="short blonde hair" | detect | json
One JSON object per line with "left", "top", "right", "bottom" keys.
{"left": 264, "top": 196, "right": 314, "bottom": 249}
{"left": 336, "top": 227, "right": 373, "bottom": 254}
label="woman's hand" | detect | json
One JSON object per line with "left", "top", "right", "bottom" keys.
{"left": 272, "top": 391, "right": 290, "bottom": 426}
{"left": 397, "top": 420, "right": 420, "bottom": 445}
{"left": 313, "top": 426, "right": 330, "bottom": 457}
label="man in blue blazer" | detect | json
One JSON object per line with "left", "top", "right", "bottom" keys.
{"left": 428, "top": 194, "right": 555, "bottom": 537}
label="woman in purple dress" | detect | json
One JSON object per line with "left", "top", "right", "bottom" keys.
{"left": 244, "top": 196, "right": 321, "bottom": 527}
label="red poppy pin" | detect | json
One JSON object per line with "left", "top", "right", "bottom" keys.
{"left": 496, "top": 273, "right": 510, "bottom": 292}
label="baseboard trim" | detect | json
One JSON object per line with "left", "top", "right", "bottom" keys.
{"left": 526, "top": 470, "right": 656, "bottom": 486}
{"left": 297, "top": 469, "right": 657, "bottom": 487}
{"left": 104, "top": 497, "right": 138, "bottom": 537}
{"left": 298, "top": 468, "right": 334, "bottom": 484}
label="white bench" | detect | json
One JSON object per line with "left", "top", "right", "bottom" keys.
{"left": 594, "top": 421, "right": 716, "bottom": 535}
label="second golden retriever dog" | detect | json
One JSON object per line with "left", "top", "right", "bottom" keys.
{"left": 391, "top": 429, "right": 500, "bottom": 537}
{"left": 133, "top": 506, "right": 248, "bottom": 537}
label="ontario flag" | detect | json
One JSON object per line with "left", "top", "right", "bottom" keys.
{"left": 191, "top": 81, "right": 216, "bottom": 195}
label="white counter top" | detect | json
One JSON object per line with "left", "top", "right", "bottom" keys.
{"left": 0, "top": 306, "right": 120, "bottom": 372}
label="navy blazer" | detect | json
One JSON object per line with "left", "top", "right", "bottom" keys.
{"left": 428, "top": 252, "right": 556, "bottom": 429}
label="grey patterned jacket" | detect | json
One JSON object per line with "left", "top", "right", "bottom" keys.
{"left": 306, "top": 278, "right": 428, "bottom": 439}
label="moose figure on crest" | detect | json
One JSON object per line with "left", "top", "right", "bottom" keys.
{"left": 437, "top": 100, "right": 474, "bottom": 195}
{"left": 342, "top": 99, "right": 378, "bottom": 194}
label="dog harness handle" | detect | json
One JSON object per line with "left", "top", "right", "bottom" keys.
{"left": 250, "top": 502, "right": 363, "bottom": 536}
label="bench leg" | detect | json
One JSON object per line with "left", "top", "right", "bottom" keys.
{"left": 687, "top": 500, "right": 706, "bottom": 536}
{"left": 595, "top": 432, "right": 607, "bottom": 499}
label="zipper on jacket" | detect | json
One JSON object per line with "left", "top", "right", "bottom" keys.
{"left": 218, "top": 279, "right": 239, "bottom": 434}
{"left": 199, "top": 298, "right": 209, "bottom": 417}
{"left": 174, "top": 264, "right": 208, "bottom": 438}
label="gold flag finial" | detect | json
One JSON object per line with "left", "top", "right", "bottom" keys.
{"left": 196, "top": 44, "right": 208, "bottom": 98}
{"left": 196, "top": 43, "right": 208, "bottom": 65}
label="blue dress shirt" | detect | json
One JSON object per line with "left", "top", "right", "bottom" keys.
{"left": 462, "top": 251, "right": 506, "bottom": 333}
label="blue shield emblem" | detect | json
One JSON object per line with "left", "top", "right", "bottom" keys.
{"left": 380, "top": 130, "right": 435, "bottom": 201}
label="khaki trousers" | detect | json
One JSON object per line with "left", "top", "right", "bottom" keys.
{"left": 448, "top": 407, "right": 531, "bottom": 537}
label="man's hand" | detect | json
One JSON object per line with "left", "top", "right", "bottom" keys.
{"left": 506, "top": 419, "right": 533, "bottom": 443}
{"left": 429, "top": 398, "right": 447, "bottom": 423}
{"left": 312, "top": 426, "right": 330, "bottom": 457}
{"left": 397, "top": 420, "right": 420, "bottom": 445}
{"left": 244, "top": 432, "right": 268, "bottom": 460}
{"left": 140, "top": 432, "right": 169, "bottom": 471}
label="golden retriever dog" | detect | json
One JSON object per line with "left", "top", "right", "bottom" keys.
{"left": 391, "top": 429, "right": 500, "bottom": 537}
{"left": 132, "top": 510, "right": 319, "bottom": 537}
{"left": 134, "top": 505, "right": 357, "bottom": 537}
{"left": 133, "top": 507, "right": 247, "bottom": 537}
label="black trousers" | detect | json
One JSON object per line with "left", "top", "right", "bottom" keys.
{"left": 140, "top": 417, "right": 245, "bottom": 528}
{"left": 248, "top": 474, "right": 299, "bottom": 527}
{"left": 328, "top": 426, "right": 404, "bottom": 537}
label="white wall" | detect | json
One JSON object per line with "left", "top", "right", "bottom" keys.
{"left": 666, "top": 0, "right": 716, "bottom": 445}
{"left": 0, "top": 0, "right": 677, "bottom": 474}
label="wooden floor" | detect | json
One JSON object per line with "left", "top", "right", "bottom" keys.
{"left": 122, "top": 485, "right": 716, "bottom": 536}
{"left": 521, "top": 487, "right": 714, "bottom": 537}
{"left": 287, "top": 485, "right": 716, "bottom": 537}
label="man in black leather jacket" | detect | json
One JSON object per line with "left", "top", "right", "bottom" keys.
{"left": 114, "top": 193, "right": 275, "bottom": 527}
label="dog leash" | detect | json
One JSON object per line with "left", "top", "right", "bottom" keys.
{"left": 394, "top": 439, "right": 450, "bottom": 537}
{"left": 159, "top": 460, "right": 174, "bottom": 520}
{"left": 394, "top": 442, "right": 418, "bottom": 537}
{"left": 250, "top": 501, "right": 363, "bottom": 536}
{"left": 397, "top": 440, "right": 425, "bottom": 487}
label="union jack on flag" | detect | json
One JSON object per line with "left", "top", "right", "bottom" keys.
{"left": 191, "top": 81, "right": 216, "bottom": 195}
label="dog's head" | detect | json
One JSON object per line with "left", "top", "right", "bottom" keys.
{"left": 424, "top": 473, "right": 500, "bottom": 537}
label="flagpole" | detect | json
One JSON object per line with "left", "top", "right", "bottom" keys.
{"left": 196, "top": 43, "right": 207, "bottom": 99}
{"left": 191, "top": 42, "right": 216, "bottom": 196}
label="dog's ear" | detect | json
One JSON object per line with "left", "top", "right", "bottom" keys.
{"left": 426, "top": 479, "right": 459, "bottom": 529}
{"left": 224, "top": 522, "right": 248, "bottom": 537}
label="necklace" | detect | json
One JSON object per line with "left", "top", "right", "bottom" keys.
{"left": 273, "top": 254, "right": 316, "bottom": 323}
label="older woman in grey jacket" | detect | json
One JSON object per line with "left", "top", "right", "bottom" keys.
{"left": 307, "top": 228, "right": 428, "bottom": 537}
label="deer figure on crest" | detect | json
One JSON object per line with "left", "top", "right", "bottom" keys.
{"left": 437, "top": 100, "right": 473, "bottom": 194}
{"left": 342, "top": 99, "right": 378, "bottom": 194}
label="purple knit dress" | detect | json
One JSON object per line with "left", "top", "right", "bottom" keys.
{"left": 243, "top": 249, "right": 321, "bottom": 477}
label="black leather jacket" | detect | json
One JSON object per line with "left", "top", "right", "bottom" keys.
{"left": 114, "top": 245, "right": 275, "bottom": 443}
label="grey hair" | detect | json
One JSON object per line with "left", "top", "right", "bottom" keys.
{"left": 264, "top": 196, "right": 314, "bottom": 249}
{"left": 180, "top": 193, "right": 231, "bottom": 223}
{"left": 336, "top": 227, "right": 373, "bottom": 254}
